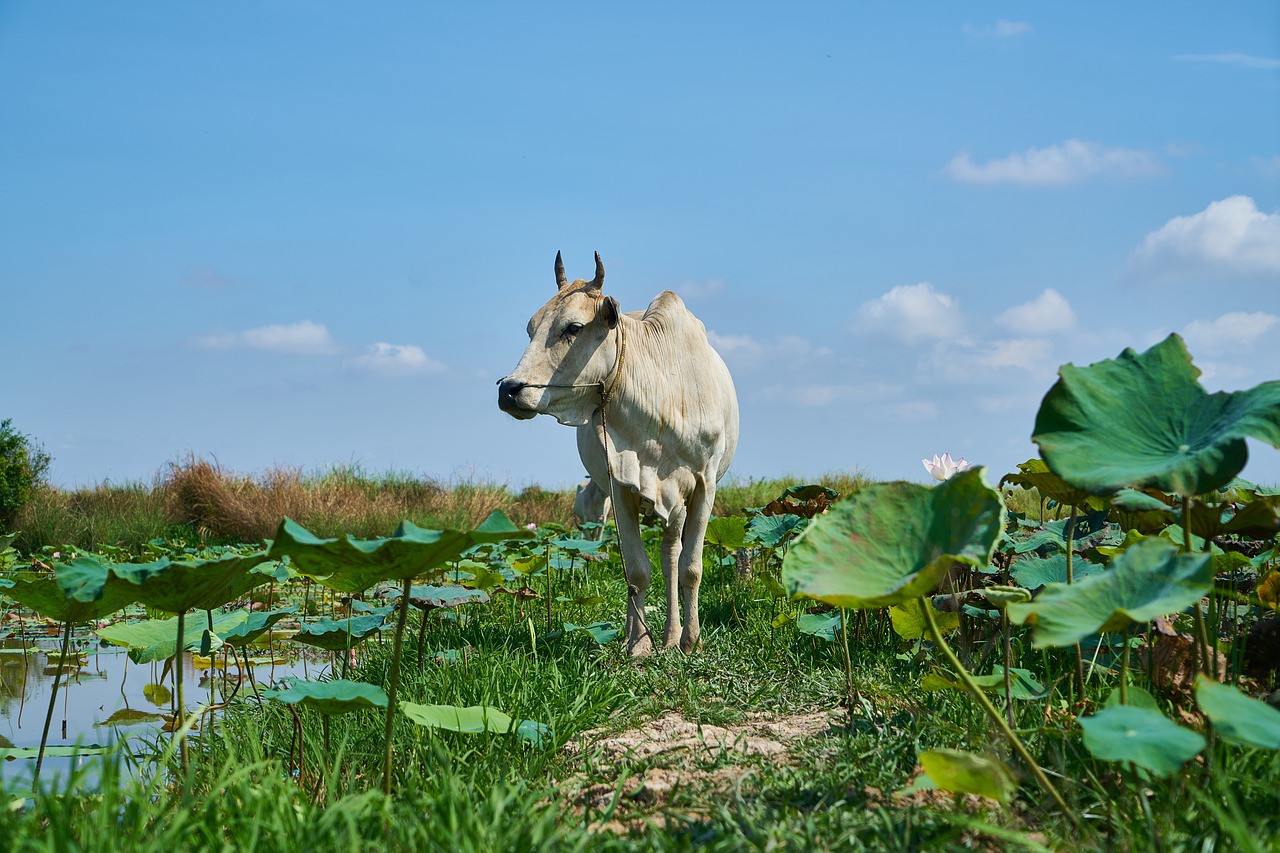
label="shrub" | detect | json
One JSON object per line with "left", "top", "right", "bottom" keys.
{"left": 0, "top": 418, "right": 51, "bottom": 528}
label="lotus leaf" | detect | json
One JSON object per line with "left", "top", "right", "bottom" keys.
{"left": 704, "top": 516, "right": 748, "bottom": 550}
{"left": 96, "top": 610, "right": 250, "bottom": 663}
{"left": 267, "top": 511, "right": 527, "bottom": 594}
{"left": 918, "top": 749, "right": 1017, "bottom": 804}
{"left": 1007, "top": 538, "right": 1213, "bottom": 647}
{"left": 1194, "top": 676, "right": 1280, "bottom": 750}
{"left": 782, "top": 468, "right": 1003, "bottom": 609}
{"left": 5, "top": 557, "right": 139, "bottom": 624}
{"left": 796, "top": 612, "right": 842, "bottom": 641}
{"left": 889, "top": 599, "right": 959, "bottom": 640}
{"left": 395, "top": 585, "right": 489, "bottom": 611}
{"left": 1011, "top": 553, "right": 1104, "bottom": 590}
{"left": 1032, "top": 334, "right": 1280, "bottom": 496}
{"left": 288, "top": 610, "right": 389, "bottom": 651}
{"left": 560, "top": 621, "right": 621, "bottom": 644}
{"left": 110, "top": 551, "right": 273, "bottom": 613}
{"left": 263, "top": 680, "right": 389, "bottom": 716}
{"left": 748, "top": 514, "right": 805, "bottom": 549}
{"left": 399, "top": 702, "right": 545, "bottom": 743}
{"left": 968, "top": 666, "right": 1048, "bottom": 701}
{"left": 549, "top": 536, "right": 608, "bottom": 554}
{"left": 220, "top": 606, "right": 297, "bottom": 647}
{"left": 999, "top": 458, "right": 1096, "bottom": 508}
{"left": 1079, "top": 705, "right": 1205, "bottom": 777}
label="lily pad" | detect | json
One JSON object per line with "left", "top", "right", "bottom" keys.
{"left": 263, "top": 680, "right": 389, "bottom": 716}
{"left": 1007, "top": 537, "right": 1213, "bottom": 647}
{"left": 782, "top": 468, "right": 1003, "bottom": 609}
{"left": 1032, "top": 334, "right": 1280, "bottom": 496}
{"left": 1079, "top": 705, "right": 1205, "bottom": 777}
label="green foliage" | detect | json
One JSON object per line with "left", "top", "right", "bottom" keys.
{"left": 1194, "top": 676, "right": 1280, "bottom": 750}
{"left": 1079, "top": 705, "right": 1206, "bottom": 777}
{"left": 0, "top": 419, "right": 50, "bottom": 528}
{"left": 263, "top": 680, "right": 389, "bottom": 715}
{"left": 918, "top": 749, "right": 1017, "bottom": 804}
{"left": 1032, "top": 334, "right": 1280, "bottom": 496}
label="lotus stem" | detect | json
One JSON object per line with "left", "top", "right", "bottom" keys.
{"left": 34, "top": 620, "right": 73, "bottom": 782}
{"left": 839, "top": 608, "right": 855, "bottom": 730}
{"left": 1183, "top": 496, "right": 1214, "bottom": 678}
{"left": 918, "top": 595, "right": 1078, "bottom": 828}
{"left": 1065, "top": 504, "right": 1086, "bottom": 697}
{"left": 1002, "top": 614, "right": 1015, "bottom": 727}
{"left": 382, "top": 577, "right": 413, "bottom": 795}
{"left": 175, "top": 608, "right": 188, "bottom": 773}
{"left": 1119, "top": 625, "right": 1130, "bottom": 705}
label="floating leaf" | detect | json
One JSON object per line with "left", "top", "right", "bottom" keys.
{"left": 263, "top": 679, "right": 389, "bottom": 716}
{"left": 1194, "top": 676, "right": 1280, "bottom": 750}
{"left": 782, "top": 468, "right": 1003, "bottom": 609}
{"left": 918, "top": 749, "right": 1017, "bottom": 804}
{"left": 143, "top": 682, "right": 172, "bottom": 708}
{"left": 97, "top": 708, "right": 165, "bottom": 728}
{"left": 889, "top": 599, "right": 959, "bottom": 640}
{"left": 1032, "top": 334, "right": 1280, "bottom": 496}
{"left": 1079, "top": 705, "right": 1205, "bottom": 776}
{"left": 1007, "top": 538, "right": 1213, "bottom": 647}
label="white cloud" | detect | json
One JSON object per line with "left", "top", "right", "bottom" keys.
{"left": 1250, "top": 155, "right": 1280, "bottom": 179}
{"left": 995, "top": 288, "right": 1076, "bottom": 334}
{"left": 1182, "top": 312, "right": 1278, "bottom": 356}
{"left": 920, "top": 337, "right": 1055, "bottom": 383}
{"left": 193, "top": 320, "right": 340, "bottom": 355}
{"left": 1130, "top": 195, "right": 1280, "bottom": 278}
{"left": 754, "top": 381, "right": 904, "bottom": 408}
{"left": 852, "top": 283, "right": 962, "bottom": 345}
{"left": 963, "top": 20, "right": 1032, "bottom": 38}
{"left": 675, "top": 278, "right": 726, "bottom": 300}
{"left": 1175, "top": 53, "right": 1280, "bottom": 70}
{"left": 945, "top": 140, "right": 1163, "bottom": 186}
{"left": 707, "top": 331, "right": 833, "bottom": 370}
{"left": 350, "top": 343, "right": 446, "bottom": 377}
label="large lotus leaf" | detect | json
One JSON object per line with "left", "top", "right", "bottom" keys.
{"left": 1010, "top": 553, "right": 1104, "bottom": 590}
{"left": 782, "top": 468, "right": 1003, "bottom": 609}
{"left": 110, "top": 551, "right": 273, "bottom": 613}
{"left": 267, "top": 511, "right": 527, "bottom": 594}
{"left": 288, "top": 610, "right": 390, "bottom": 651}
{"left": 1007, "top": 538, "right": 1213, "bottom": 647}
{"left": 1032, "top": 334, "right": 1280, "bottom": 496}
{"left": 704, "top": 516, "right": 748, "bottom": 550}
{"left": 263, "top": 679, "right": 388, "bottom": 716}
{"left": 918, "top": 749, "right": 1017, "bottom": 804}
{"left": 1079, "top": 705, "right": 1205, "bottom": 777}
{"left": 96, "top": 610, "right": 250, "bottom": 663}
{"left": 549, "top": 536, "right": 608, "bottom": 554}
{"left": 220, "top": 606, "right": 298, "bottom": 647}
{"left": 5, "top": 557, "right": 138, "bottom": 623}
{"left": 1194, "top": 676, "right": 1280, "bottom": 750}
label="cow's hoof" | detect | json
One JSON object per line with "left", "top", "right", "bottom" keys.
{"left": 628, "top": 635, "right": 654, "bottom": 658}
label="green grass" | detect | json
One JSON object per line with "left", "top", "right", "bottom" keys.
{"left": 4, "top": 540, "right": 1275, "bottom": 851}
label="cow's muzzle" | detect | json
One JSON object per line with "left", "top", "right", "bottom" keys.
{"left": 497, "top": 378, "right": 538, "bottom": 419}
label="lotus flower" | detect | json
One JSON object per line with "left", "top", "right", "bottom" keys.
{"left": 922, "top": 452, "right": 972, "bottom": 481}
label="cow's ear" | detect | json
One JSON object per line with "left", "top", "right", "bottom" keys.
{"left": 602, "top": 296, "right": 621, "bottom": 329}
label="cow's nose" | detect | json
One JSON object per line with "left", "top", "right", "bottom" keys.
{"left": 497, "top": 378, "right": 526, "bottom": 411}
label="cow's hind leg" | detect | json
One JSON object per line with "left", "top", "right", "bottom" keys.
{"left": 678, "top": 478, "right": 715, "bottom": 653}
{"left": 615, "top": 492, "right": 655, "bottom": 658}
{"left": 660, "top": 503, "right": 687, "bottom": 649}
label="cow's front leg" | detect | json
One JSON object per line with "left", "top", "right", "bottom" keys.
{"left": 615, "top": 494, "right": 654, "bottom": 657}
{"left": 660, "top": 504, "right": 687, "bottom": 649}
{"left": 678, "top": 479, "right": 715, "bottom": 653}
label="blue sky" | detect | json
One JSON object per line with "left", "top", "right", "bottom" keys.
{"left": 4, "top": 2, "right": 1279, "bottom": 491}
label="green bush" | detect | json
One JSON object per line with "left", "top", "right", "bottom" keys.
{"left": 0, "top": 418, "right": 50, "bottom": 528}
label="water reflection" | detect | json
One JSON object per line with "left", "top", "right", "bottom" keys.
{"left": 0, "top": 636, "right": 317, "bottom": 785}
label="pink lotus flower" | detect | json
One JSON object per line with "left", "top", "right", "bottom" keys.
{"left": 922, "top": 452, "right": 972, "bottom": 481}
{"left": 525, "top": 523, "right": 538, "bottom": 531}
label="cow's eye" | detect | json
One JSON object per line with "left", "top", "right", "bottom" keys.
{"left": 563, "top": 322, "right": 584, "bottom": 337}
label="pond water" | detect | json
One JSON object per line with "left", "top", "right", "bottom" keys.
{"left": 0, "top": 636, "right": 318, "bottom": 787}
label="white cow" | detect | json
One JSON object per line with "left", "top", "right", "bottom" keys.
{"left": 573, "top": 478, "right": 612, "bottom": 538}
{"left": 498, "top": 252, "right": 739, "bottom": 655}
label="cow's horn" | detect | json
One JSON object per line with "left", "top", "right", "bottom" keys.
{"left": 555, "top": 251, "right": 568, "bottom": 289}
{"left": 590, "top": 251, "right": 605, "bottom": 290}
